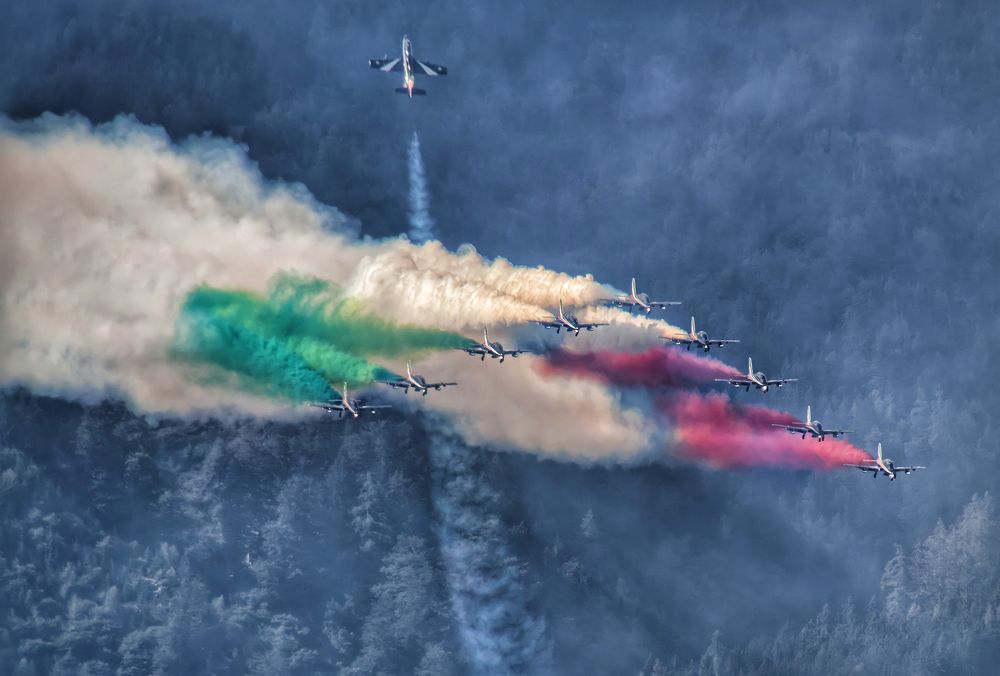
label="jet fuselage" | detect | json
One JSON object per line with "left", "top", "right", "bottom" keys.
{"left": 402, "top": 36, "right": 415, "bottom": 96}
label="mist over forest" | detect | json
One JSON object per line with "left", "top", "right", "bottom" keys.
{"left": 2, "top": 1, "right": 999, "bottom": 674}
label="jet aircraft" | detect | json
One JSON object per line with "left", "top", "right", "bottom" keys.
{"left": 310, "top": 383, "right": 391, "bottom": 419}
{"left": 771, "top": 405, "right": 851, "bottom": 441}
{"left": 715, "top": 357, "right": 798, "bottom": 393}
{"left": 844, "top": 443, "right": 926, "bottom": 480}
{"left": 532, "top": 300, "right": 608, "bottom": 336}
{"left": 669, "top": 316, "right": 740, "bottom": 353}
{"left": 458, "top": 328, "right": 532, "bottom": 363}
{"left": 369, "top": 35, "right": 448, "bottom": 97}
{"left": 379, "top": 362, "right": 457, "bottom": 396}
{"left": 605, "top": 278, "right": 680, "bottom": 315}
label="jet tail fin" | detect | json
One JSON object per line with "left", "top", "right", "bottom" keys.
{"left": 877, "top": 443, "right": 883, "bottom": 462}
{"left": 631, "top": 277, "right": 638, "bottom": 298}
{"left": 748, "top": 357, "right": 754, "bottom": 376}
{"left": 406, "top": 361, "right": 412, "bottom": 379}
{"left": 806, "top": 405, "right": 812, "bottom": 425}
{"left": 558, "top": 299, "right": 566, "bottom": 322}
{"left": 691, "top": 316, "right": 696, "bottom": 337}
{"left": 483, "top": 327, "right": 489, "bottom": 345}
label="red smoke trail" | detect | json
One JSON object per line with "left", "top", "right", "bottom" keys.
{"left": 659, "top": 392, "right": 873, "bottom": 470}
{"left": 539, "top": 346, "right": 742, "bottom": 388}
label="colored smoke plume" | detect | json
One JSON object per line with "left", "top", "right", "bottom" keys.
{"left": 539, "top": 346, "right": 743, "bottom": 388}
{"left": 174, "top": 274, "right": 471, "bottom": 398}
{"left": 173, "top": 298, "right": 338, "bottom": 403}
{"left": 0, "top": 114, "right": 650, "bottom": 457}
{"left": 660, "top": 392, "right": 873, "bottom": 470}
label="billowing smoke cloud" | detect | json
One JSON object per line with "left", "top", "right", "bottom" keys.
{"left": 539, "top": 346, "right": 742, "bottom": 388}
{"left": 428, "top": 430, "right": 550, "bottom": 673}
{"left": 0, "top": 114, "right": 649, "bottom": 457}
{"left": 659, "top": 392, "right": 872, "bottom": 470}
{"left": 0, "top": 113, "right": 866, "bottom": 470}
{"left": 407, "top": 131, "right": 435, "bottom": 244}
{"left": 414, "top": 351, "right": 656, "bottom": 462}
{"left": 345, "top": 241, "right": 616, "bottom": 331}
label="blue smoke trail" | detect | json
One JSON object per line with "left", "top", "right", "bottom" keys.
{"left": 407, "top": 131, "right": 436, "bottom": 243}
{"left": 428, "top": 429, "right": 550, "bottom": 674}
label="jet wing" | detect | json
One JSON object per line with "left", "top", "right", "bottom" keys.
{"left": 605, "top": 297, "right": 636, "bottom": 309}
{"left": 844, "top": 463, "right": 878, "bottom": 471}
{"left": 823, "top": 429, "right": 852, "bottom": 438}
{"left": 424, "top": 382, "right": 458, "bottom": 390}
{"left": 772, "top": 423, "right": 809, "bottom": 434}
{"left": 310, "top": 402, "right": 346, "bottom": 412}
{"left": 370, "top": 57, "right": 403, "bottom": 72}
{"left": 770, "top": 379, "right": 798, "bottom": 387}
{"left": 413, "top": 59, "right": 447, "bottom": 76}
{"left": 669, "top": 336, "right": 695, "bottom": 346}
{"left": 648, "top": 300, "right": 682, "bottom": 308}
{"left": 578, "top": 322, "right": 609, "bottom": 331}
{"left": 501, "top": 349, "right": 532, "bottom": 357}
{"left": 357, "top": 404, "right": 392, "bottom": 410}
{"left": 715, "top": 377, "right": 752, "bottom": 386}
{"left": 708, "top": 339, "right": 740, "bottom": 347}
{"left": 378, "top": 379, "right": 411, "bottom": 390}
{"left": 892, "top": 465, "right": 926, "bottom": 473}
{"left": 532, "top": 319, "right": 563, "bottom": 329}
{"left": 458, "top": 345, "right": 489, "bottom": 355}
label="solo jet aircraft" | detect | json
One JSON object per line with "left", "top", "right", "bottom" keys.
{"left": 369, "top": 35, "right": 448, "bottom": 97}
{"left": 532, "top": 300, "right": 608, "bottom": 336}
{"left": 379, "top": 362, "right": 457, "bottom": 396}
{"left": 772, "top": 405, "right": 851, "bottom": 441}
{"left": 310, "top": 383, "right": 391, "bottom": 419}
{"left": 844, "top": 443, "right": 926, "bottom": 480}
{"left": 605, "top": 278, "right": 680, "bottom": 315}
{"left": 458, "top": 328, "right": 532, "bottom": 363}
{"left": 669, "top": 316, "right": 740, "bottom": 353}
{"left": 715, "top": 357, "right": 798, "bottom": 393}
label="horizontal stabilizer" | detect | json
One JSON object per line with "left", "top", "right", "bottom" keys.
{"left": 395, "top": 87, "right": 427, "bottom": 96}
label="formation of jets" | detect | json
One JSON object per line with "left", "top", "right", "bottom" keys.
{"left": 355, "top": 44, "right": 927, "bottom": 481}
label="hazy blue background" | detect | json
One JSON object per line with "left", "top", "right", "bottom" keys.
{"left": 2, "top": 1, "right": 998, "bottom": 673}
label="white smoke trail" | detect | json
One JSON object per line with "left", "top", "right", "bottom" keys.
{"left": 407, "top": 131, "right": 435, "bottom": 243}
{"left": 0, "top": 114, "right": 664, "bottom": 459}
{"left": 429, "top": 430, "right": 550, "bottom": 674}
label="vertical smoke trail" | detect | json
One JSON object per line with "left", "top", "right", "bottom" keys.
{"left": 428, "top": 428, "right": 550, "bottom": 674}
{"left": 407, "top": 131, "right": 436, "bottom": 243}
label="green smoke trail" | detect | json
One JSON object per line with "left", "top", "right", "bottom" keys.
{"left": 173, "top": 273, "right": 467, "bottom": 401}
{"left": 174, "top": 301, "right": 337, "bottom": 403}
{"left": 266, "top": 273, "right": 470, "bottom": 356}
{"left": 178, "top": 286, "right": 391, "bottom": 390}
